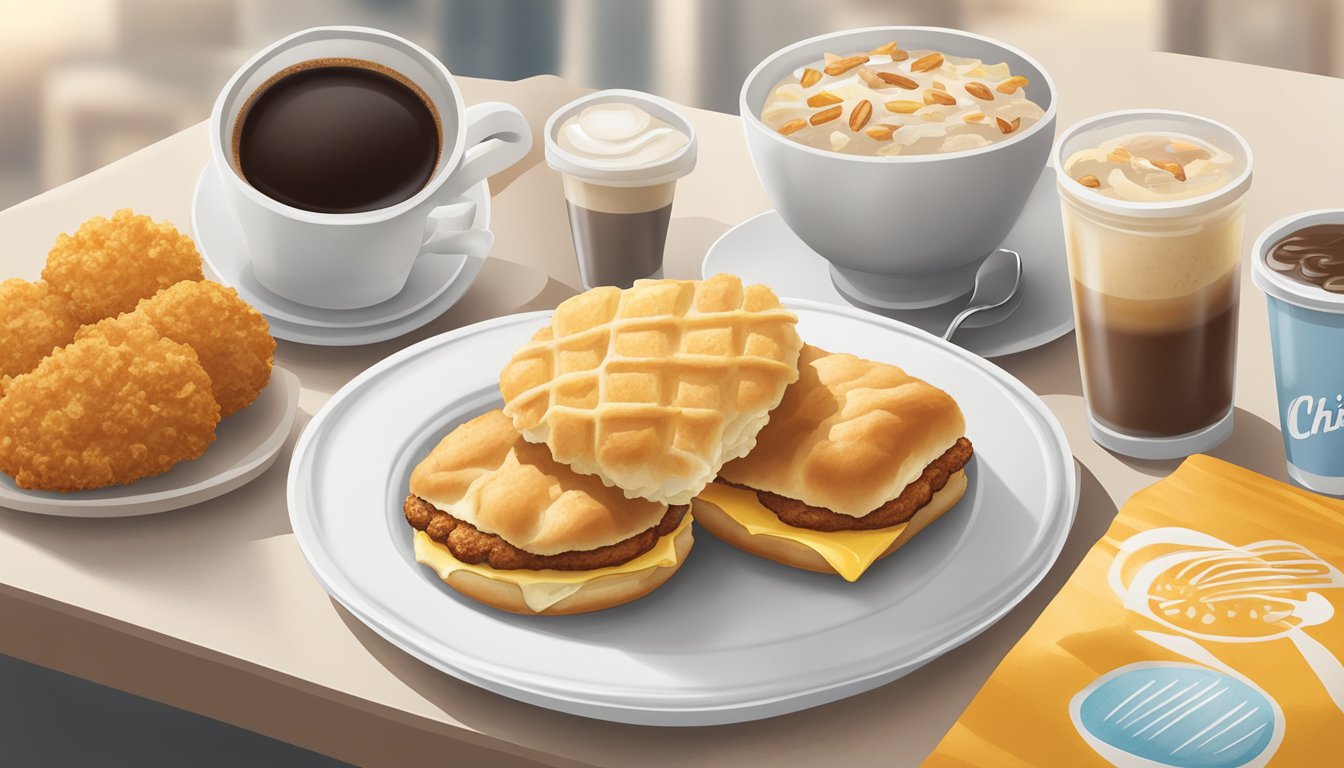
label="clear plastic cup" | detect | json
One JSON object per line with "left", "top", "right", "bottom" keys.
{"left": 1053, "top": 110, "right": 1253, "bottom": 459}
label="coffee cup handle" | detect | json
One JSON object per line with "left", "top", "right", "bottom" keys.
{"left": 420, "top": 218, "right": 495, "bottom": 260}
{"left": 432, "top": 102, "right": 532, "bottom": 203}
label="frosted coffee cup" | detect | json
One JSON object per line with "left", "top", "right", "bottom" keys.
{"left": 1053, "top": 110, "right": 1253, "bottom": 460}
{"left": 545, "top": 90, "right": 697, "bottom": 289}
{"left": 1254, "top": 210, "right": 1344, "bottom": 496}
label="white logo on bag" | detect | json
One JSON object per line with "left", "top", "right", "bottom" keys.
{"left": 1287, "top": 394, "right": 1344, "bottom": 440}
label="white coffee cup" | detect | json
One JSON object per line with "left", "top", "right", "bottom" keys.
{"left": 208, "top": 26, "right": 531, "bottom": 310}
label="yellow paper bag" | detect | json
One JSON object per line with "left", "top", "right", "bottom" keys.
{"left": 926, "top": 455, "right": 1344, "bottom": 767}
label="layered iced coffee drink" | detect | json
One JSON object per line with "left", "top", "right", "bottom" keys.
{"left": 760, "top": 40, "right": 1045, "bottom": 157}
{"left": 545, "top": 93, "right": 696, "bottom": 289}
{"left": 1055, "top": 112, "right": 1252, "bottom": 458}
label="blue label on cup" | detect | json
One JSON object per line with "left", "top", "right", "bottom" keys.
{"left": 1266, "top": 295, "right": 1344, "bottom": 479}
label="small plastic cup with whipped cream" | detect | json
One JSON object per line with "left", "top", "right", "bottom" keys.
{"left": 1053, "top": 110, "right": 1253, "bottom": 459}
{"left": 545, "top": 90, "right": 697, "bottom": 289}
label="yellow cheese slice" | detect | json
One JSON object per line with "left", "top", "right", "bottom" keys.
{"left": 413, "top": 514, "right": 690, "bottom": 612}
{"left": 696, "top": 483, "right": 907, "bottom": 582}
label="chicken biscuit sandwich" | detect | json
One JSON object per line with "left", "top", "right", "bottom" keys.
{"left": 405, "top": 410, "right": 692, "bottom": 615}
{"left": 692, "top": 345, "right": 972, "bottom": 581}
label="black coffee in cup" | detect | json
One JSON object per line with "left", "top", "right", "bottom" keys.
{"left": 234, "top": 58, "right": 441, "bottom": 214}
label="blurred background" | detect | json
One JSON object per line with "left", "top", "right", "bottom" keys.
{"left": 0, "top": 0, "right": 1335, "bottom": 212}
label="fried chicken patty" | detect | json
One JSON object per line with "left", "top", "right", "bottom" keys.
{"left": 405, "top": 496, "right": 688, "bottom": 571}
{"left": 0, "top": 279, "right": 80, "bottom": 397}
{"left": 42, "top": 209, "right": 204, "bottom": 325}
{"left": 0, "top": 326, "right": 219, "bottom": 491}
{"left": 718, "top": 437, "right": 973, "bottom": 531}
{"left": 79, "top": 280, "right": 274, "bottom": 417}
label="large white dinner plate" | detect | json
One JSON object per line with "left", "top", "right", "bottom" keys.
{"left": 287, "top": 301, "right": 1077, "bottom": 725}
{"left": 0, "top": 367, "right": 299, "bottom": 517}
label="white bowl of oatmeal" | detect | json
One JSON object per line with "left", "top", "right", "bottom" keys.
{"left": 741, "top": 27, "right": 1057, "bottom": 309}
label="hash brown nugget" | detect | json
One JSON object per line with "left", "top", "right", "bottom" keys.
{"left": 0, "top": 279, "right": 79, "bottom": 397}
{"left": 0, "top": 326, "right": 220, "bottom": 491}
{"left": 79, "top": 280, "right": 275, "bottom": 417}
{"left": 43, "top": 209, "right": 204, "bottom": 324}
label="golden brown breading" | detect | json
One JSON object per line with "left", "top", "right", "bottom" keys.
{"left": 42, "top": 209, "right": 204, "bottom": 324}
{"left": 718, "top": 437, "right": 973, "bottom": 531}
{"left": 0, "top": 279, "right": 79, "bottom": 397}
{"left": 76, "top": 311, "right": 157, "bottom": 346}
{"left": 79, "top": 280, "right": 274, "bottom": 417}
{"left": 405, "top": 495, "right": 688, "bottom": 571}
{"left": 0, "top": 326, "right": 220, "bottom": 491}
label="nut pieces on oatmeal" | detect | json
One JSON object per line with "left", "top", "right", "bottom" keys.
{"left": 761, "top": 40, "right": 1044, "bottom": 156}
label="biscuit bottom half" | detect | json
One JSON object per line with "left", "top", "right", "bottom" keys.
{"left": 692, "top": 439, "right": 972, "bottom": 581}
{"left": 405, "top": 496, "right": 693, "bottom": 615}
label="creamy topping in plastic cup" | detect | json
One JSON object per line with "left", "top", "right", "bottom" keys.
{"left": 556, "top": 103, "right": 689, "bottom": 170}
{"left": 545, "top": 90, "right": 698, "bottom": 188}
{"left": 1054, "top": 110, "right": 1252, "bottom": 218}
{"left": 1063, "top": 132, "right": 1238, "bottom": 203}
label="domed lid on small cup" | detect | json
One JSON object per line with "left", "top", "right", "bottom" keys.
{"left": 544, "top": 89, "right": 698, "bottom": 188}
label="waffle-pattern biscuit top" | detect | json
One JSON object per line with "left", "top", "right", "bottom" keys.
{"left": 717, "top": 344, "right": 966, "bottom": 518}
{"left": 499, "top": 274, "right": 803, "bottom": 505}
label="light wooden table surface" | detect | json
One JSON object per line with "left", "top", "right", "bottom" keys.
{"left": 0, "top": 44, "right": 1330, "bottom": 766}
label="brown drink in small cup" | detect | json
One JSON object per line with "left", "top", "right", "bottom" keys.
{"left": 545, "top": 92, "right": 697, "bottom": 289}
{"left": 562, "top": 176, "right": 674, "bottom": 289}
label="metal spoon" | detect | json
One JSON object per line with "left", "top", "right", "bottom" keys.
{"left": 942, "top": 248, "right": 1023, "bottom": 341}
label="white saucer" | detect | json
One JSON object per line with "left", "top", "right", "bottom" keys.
{"left": 0, "top": 367, "right": 299, "bottom": 518}
{"left": 192, "top": 162, "right": 491, "bottom": 346}
{"left": 703, "top": 165, "right": 1073, "bottom": 358}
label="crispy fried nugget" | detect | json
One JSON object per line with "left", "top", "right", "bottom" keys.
{"left": 0, "top": 325, "right": 220, "bottom": 491}
{"left": 43, "top": 209, "right": 204, "bottom": 324}
{"left": 79, "top": 280, "right": 275, "bottom": 417}
{"left": 0, "top": 279, "right": 80, "bottom": 397}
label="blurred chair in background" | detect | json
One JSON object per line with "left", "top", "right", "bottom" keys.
{"left": 41, "top": 0, "right": 247, "bottom": 190}
{"left": 1166, "top": 0, "right": 1333, "bottom": 75}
